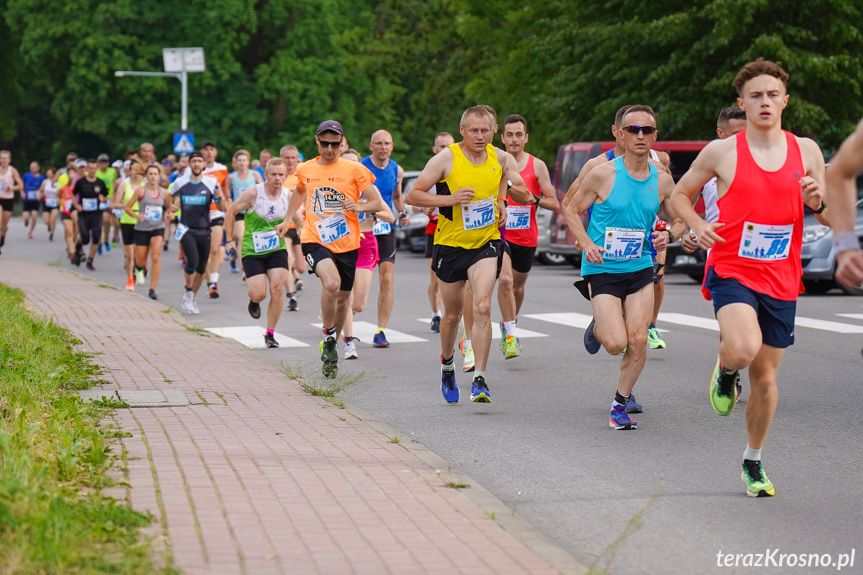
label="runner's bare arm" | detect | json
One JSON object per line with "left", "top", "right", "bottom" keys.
{"left": 799, "top": 137, "right": 829, "bottom": 226}
{"left": 275, "top": 186, "right": 305, "bottom": 237}
{"left": 826, "top": 120, "right": 863, "bottom": 288}
{"left": 534, "top": 158, "right": 560, "bottom": 211}
{"left": 223, "top": 173, "right": 234, "bottom": 211}
{"left": 393, "top": 164, "right": 409, "bottom": 225}
{"left": 564, "top": 165, "right": 608, "bottom": 262}
{"left": 405, "top": 150, "right": 466, "bottom": 208}
{"left": 671, "top": 140, "right": 728, "bottom": 248}
{"left": 125, "top": 185, "right": 144, "bottom": 221}
{"left": 654, "top": 171, "right": 685, "bottom": 252}
{"left": 11, "top": 168, "right": 23, "bottom": 192}
{"left": 37, "top": 179, "right": 47, "bottom": 202}
{"left": 224, "top": 186, "right": 258, "bottom": 242}
{"left": 500, "top": 151, "right": 531, "bottom": 204}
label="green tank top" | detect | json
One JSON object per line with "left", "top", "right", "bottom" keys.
{"left": 120, "top": 179, "right": 139, "bottom": 225}
{"left": 242, "top": 184, "right": 289, "bottom": 256}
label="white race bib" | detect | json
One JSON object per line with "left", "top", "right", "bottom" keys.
{"left": 175, "top": 223, "right": 188, "bottom": 241}
{"left": 45, "top": 197, "right": 58, "bottom": 208}
{"left": 739, "top": 222, "right": 793, "bottom": 261}
{"left": 357, "top": 211, "right": 367, "bottom": 223}
{"left": 603, "top": 227, "right": 645, "bottom": 260}
{"left": 373, "top": 220, "right": 392, "bottom": 236}
{"left": 82, "top": 198, "right": 98, "bottom": 212}
{"left": 505, "top": 205, "right": 532, "bottom": 230}
{"left": 63, "top": 199, "right": 72, "bottom": 212}
{"left": 315, "top": 213, "right": 349, "bottom": 245}
{"left": 99, "top": 201, "right": 111, "bottom": 211}
{"left": 144, "top": 205, "right": 163, "bottom": 222}
{"left": 461, "top": 197, "right": 496, "bottom": 231}
{"left": 252, "top": 230, "right": 280, "bottom": 253}
{"left": 112, "top": 208, "right": 124, "bottom": 219}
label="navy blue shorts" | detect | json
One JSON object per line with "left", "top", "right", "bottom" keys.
{"left": 706, "top": 267, "right": 796, "bottom": 349}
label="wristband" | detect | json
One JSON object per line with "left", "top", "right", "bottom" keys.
{"left": 832, "top": 232, "right": 859, "bottom": 255}
{"left": 663, "top": 228, "right": 675, "bottom": 243}
{"left": 811, "top": 200, "right": 827, "bottom": 214}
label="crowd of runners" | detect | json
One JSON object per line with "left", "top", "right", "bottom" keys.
{"left": 1, "top": 58, "right": 862, "bottom": 499}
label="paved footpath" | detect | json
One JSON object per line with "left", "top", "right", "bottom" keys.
{"left": 1, "top": 256, "right": 582, "bottom": 575}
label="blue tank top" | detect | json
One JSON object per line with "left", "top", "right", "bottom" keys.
{"left": 360, "top": 156, "right": 399, "bottom": 211}
{"left": 581, "top": 156, "right": 659, "bottom": 276}
{"left": 231, "top": 173, "right": 257, "bottom": 200}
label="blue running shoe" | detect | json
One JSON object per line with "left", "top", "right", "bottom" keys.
{"left": 625, "top": 393, "right": 643, "bottom": 414}
{"left": 584, "top": 318, "right": 601, "bottom": 355}
{"left": 441, "top": 368, "right": 459, "bottom": 404}
{"left": 96, "top": 245, "right": 103, "bottom": 255}
{"left": 470, "top": 376, "right": 491, "bottom": 403}
{"left": 609, "top": 403, "right": 637, "bottom": 430}
{"left": 104, "top": 241, "right": 111, "bottom": 252}
{"left": 373, "top": 330, "right": 390, "bottom": 348}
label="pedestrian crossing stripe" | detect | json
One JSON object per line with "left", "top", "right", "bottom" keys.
{"left": 204, "top": 326, "right": 308, "bottom": 348}
{"left": 415, "top": 318, "right": 548, "bottom": 339}
{"left": 522, "top": 312, "right": 594, "bottom": 329}
{"left": 312, "top": 321, "right": 427, "bottom": 344}
{"left": 836, "top": 313, "right": 863, "bottom": 321}
{"left": 175, "top": 134, "right": 195, "bottom": 154}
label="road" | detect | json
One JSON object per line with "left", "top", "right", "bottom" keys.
{"left": 4, "top": 220, "right": 862, "bottom": 574}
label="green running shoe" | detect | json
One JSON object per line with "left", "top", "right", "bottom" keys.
{"left": 741, "top": 459, "right": 775, "bottom": 498}
{"left": 647, "top": 327, "right": 666, "bottom": 349}
{"left": 462, "top": 344, "right": 475, "bottom": 372}
{"left": 709, "top": 356, "right": 739, "bottom": 416}
{"left": 501, "top": 334, "right": 521, "bottom": 359}
{"left": 319, "top": 337, "right": 338, "bottom": 379}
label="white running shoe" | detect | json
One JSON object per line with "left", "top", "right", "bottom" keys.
{"left": 182, "top": 291, "right": 193, "bottom": 314}
{"left": 344, "top": 337, "right": 358, "bottom": 360}
{"left": 190, "top": 296, "right": 200, "bottom": 315}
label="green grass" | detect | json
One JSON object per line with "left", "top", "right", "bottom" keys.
{"left": 281, "top": 361, "right": 372, "bottom": 402}
{"left": 0, "top": 283, "right": 175, "bottom": 574}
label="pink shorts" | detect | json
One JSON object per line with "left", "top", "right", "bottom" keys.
{"left": 356, "top": 232, "right": 380, "bottom": 270}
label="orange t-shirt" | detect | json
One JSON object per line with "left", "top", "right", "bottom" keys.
{"left": 297, "top": 158, "right": 374, "bottom": 253}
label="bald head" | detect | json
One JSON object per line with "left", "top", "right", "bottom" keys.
{"left": 370, "top": 129, "right": 394, "bottom": 163}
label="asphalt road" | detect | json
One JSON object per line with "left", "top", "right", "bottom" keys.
{"left": 4, "top": 219, "right": 863, "bottom": 574}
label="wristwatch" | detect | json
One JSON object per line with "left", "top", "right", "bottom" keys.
{"left": 665, "top": 229, "right": 675, "bottom": 243}
{"left": 812, "top": 200, "right": 827, "bottom": 214}
{"left": 530, "top": 195, "right": 540, "bottom": 206}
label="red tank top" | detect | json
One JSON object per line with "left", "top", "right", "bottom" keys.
{"left": 506, "top": 154, "right": 542, "bottom": 247}
{"left": 703, "top": 130, "right": 805, "bottom": 301}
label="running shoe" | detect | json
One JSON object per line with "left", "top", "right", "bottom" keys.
{"left": 501, "top": 334, "right": 521, "bottom": 359}
{"left": 287, "top": 293, "right": 298, "bottom": 311}
{"left": 741, "top": 459, "right": 775, "bottom": 498}
{"left": 163, "top": 241, "right": 169, "bottom": 251}
{"left": 709, "top": 356, "right": 739, "bottom": 416}
{"left": 625, "top": 393, "right": 643, "bottom": 414}
{"left": 85, "top": 259, "right": 95, "bottom": 271}
{"left": 584, "top": 318, "right": 601, "bottom": 354}
{"left": 208, "top": 283, "right": 219, "bottom": 299}
{"left": 103, "top": 241, "right": 111, "bottom": 252}
{"left": 647, "top": 327, "right": 666, "bottom": 349}
{"left": 609, "top": 403, "right": 637, "bottom": 430}
{"left": 459, "top": 336, "right": 467, "bottom": 358}
{"left": 373, "top": 330, "right": 389, "bottom": 348}
{"left": 294, "top": 278, "right": 303, "bottom": 291}
{"left": 148, "top": 289, "right": 158, "bottom": 301}
{"left": 112, "top": 236, "right": 119, "bottom": 246}
{"left": 49, "top": 232, "right": 53, "bottom": 242}
{"left": 230, "top": 260, "right": 238, "bottom": 273}
{"left": 125, "top": 277, "right": 134, "bottom": 291}
{"left": 248, "top": 299, "right": 261, "bottom": 319}
{"left": 470, "top": 376, "right": 491, "bottom": 403}
{"left": 28, "top": 231, "right": 33, "bottom": 239}
{"left": 97, "top": 245, "right": 102, "bottom": 255}
{"left": 441, "top": 367, "right": 459, "bottom": 404}
{"left": 462, "top": 345, "right": 475, "bottom": 372}
{"left": 736, "top": 381, "right": 743, "bottom": 403}
{"left": 72, "top": 251, "right": 82, "bottom": 266}
{"left": 135, "top": 268, "right": 146, "bottom": 285}
{"left": 319, "top": 337, "right": 338, "bottom": 379}
{"left": 430, "top": 316, "right": 441, "bottom": 333}
{"left": 182, "top": 291, "right": 194, "bottom": 314}
{"left": 189, "top": 296, "right": 200, "bottom": 315}
{"left": 344, "top": 337, "right": 358, "bottom": 360}
{"left": 264, "top": 333, "right": 279, "bottom": 348}
{"left": 500, "top": 320, "right": 508, "bottom": 340}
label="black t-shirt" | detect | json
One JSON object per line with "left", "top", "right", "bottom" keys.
{"left": 73, "top": 177, "right": 106, "bottom": 212}
{"left": 172, "top": 175, "right": 218, "bottom": 231}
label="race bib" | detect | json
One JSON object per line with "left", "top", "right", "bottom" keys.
{"left": 26, "top": 190, "right": 38, "bottom": 201}
{"left": 99, "top": 201, "right": 111, "bottom": 211}
{"left": 505, "top": 205, "right": 532, "bottom": 230}
{"left": 82, "top": 198, "right": 98, "bottom": 212}
{"left": 603, "top": 227, "right": 645, "bottom": 260}
{"left": 373, "top": 220, "right": 392, "bottom": 236}
{"left": 144, "top": 205, "right": 163, "bottom": 222}
{"left": 739, "top": 222, "right": 793, "bottom": 261}
{"left": 357, "top": 211, "right": 367, "bottom": 223}
{"left": 252, "top": 230, "right": 279, "bottom": 253}
{"left": 461, "top": 197, "right": 496, "bottom": 231}
{"left": 175, "top": 223, "right": 189, "bottom": 241}
{"left": 112, "top": 208, "right": 124, "bottom": 219}
{"left": 63, "top": 199, "right": 72, "bottom": 212}
{"left": 315, "top": 213, "right": 349, "bottom": 245}
{"left": 45, "top": 197, "right": 58, "bottom": 208}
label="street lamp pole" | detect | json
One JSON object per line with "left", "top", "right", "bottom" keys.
{"left": 113, "top": 71, "right": 188, "bottom": 130}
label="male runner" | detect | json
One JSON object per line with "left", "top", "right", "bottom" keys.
{"left": 224, "top": 149, "right": 264, "bottom": 273}
{"left": 827, "top": 119, "right": 863, "bottom": 292}
{"left": 170, "top": 152, "right": 221, "bottom": 315}
{"left": 279, "top": 144, "right": 305, "bottom": 308}
{"left": 22, "top": 161, "right": 45, "bottom": 239}
{"left": 226, "top": 158, "right": 291, "bottom": 348}
{"left": 497, "top": 114, "right": 560, "bottom": 357}
{"left": 197, "top": 140, "right": 229, "bottom": 299}
{"left": 565, "top": 105, "right": 683, "bottom": 430}
{"left": 254, "top": 149, "right": 271, "bottom": 179}
{"left": 71, "top": 159, "right": 109, "bottom": 271}
{"left": 0, "top": 150, "right": 23, "bottom": 253}
{"left": 275, "top": 120, "right": 385, "bottom": 378}
{"left": 361, "top": 130, "right": 408, "bottom": 348}
{"left": 96, "top": 153, "right": 119, "bottom": 251}
{"left": 405, "top": 106, "right": 528, "bottom": 404}
{"left": 670, "top": 59, "right": 828, "bottom": 497}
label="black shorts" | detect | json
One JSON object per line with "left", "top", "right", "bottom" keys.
{"left": 243, "top": 250, "right": 289, "bottom": 278}
{"left": 179, "top": 230, "right": 211, "bottom": 275}
{"left": 424, "top": 234, "right": 434, "bottom": 258}
{"left": 0, "top": 198, "right": 13, "bottom": 211}
{"left": 302, "top": 242, "right": 358, "bottom": 292}
{"left": 22, "top": 200, "right": 40, "bottom": 212}
{"left": 376, "top": 228, "right": 397, "bottom": 264}
{"left": 507, "top": 242, "right": 536, "bottom": 274}
{"left": 582, "top": 266, "right": 655, "bottom": 301}
{"left": 78, "top": 211, "right": 102, "bottom": 245}
{"left": 210, "top": 217, "right": 224, "bottom": 227}
{"left": 286, "top": 227, "right": 299, "bottom": 243}
{"left": 706, "top": 267, "right": 796, "bottom": 349}
{"left": 235, "top": 212, "right": 245, "bottom": 221}
{"left": 43, "top": 201, "right": 59, "bottom": 212}
{"left": 61, "top": 212, "right": 73, "bottom": 222}
{"left": 120, "top": 222, "right": 136, "bottom": 246}
{"left": 134, "top": 228, "right": 165, "bottom": 246}
{"left": 431, "top": 240, "right": 502, "bottom": 284}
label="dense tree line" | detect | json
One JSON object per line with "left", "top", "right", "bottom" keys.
{"left": 1, "top": 0, "right": 861, "bottom": 170}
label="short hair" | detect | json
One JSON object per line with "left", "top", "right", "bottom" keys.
{"left": 129, "top": 161, "right": 146, "bottom": 178}
{"left": 259, "top": 148, "right": 271, "bottom": 156}
{"left": 434, "top": 132, "right": 453, "bottom": 143}
{"left": 717, "top": 106, "right": 746, "bottom": 127}
{"left": 0, "top": 150, "right": 9, "bottom": 157}
{"left": 343, "top": 148, "right": 361, "bottom": 158}
{"left": 279, "top": 144, "right": 298, "bottom": 156}
{"left": 86, "top": 158, "right": 97, "bottom": 164}
{"left": 66, "top": 152, "right": 78, "bottom": 161}
{"left": 140, "top": 142, "right": 154, "bottom": 151}
{"left": 503, "top": 114, "right": 527, "bottom": 132}
{"left": 265, "top": 158, "right": 287, "bottom": 172}
{"left": 233, "top": 149, "right": 251, "bottom": 162}
{"left": 614, "top": 105, "right": 633, "bottom": 127}
{"left": 732, "top": 58, "right": 789, "bottom": 95}
{"left": 145, "top": 164, "right": 161, "bottom": 174}
{"left": 621, "top": 105, "right": 656, "bottom": 125}
{"left": 460, "top": 105, "right": 494, "bottom": 128}
{"left": 126, "top": 149, "right": 138, "bottom": 158}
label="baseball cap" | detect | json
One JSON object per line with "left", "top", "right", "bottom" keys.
{"left": 97, "top": 153, "right": 110, "bottom": 162}
{"left": 200, "top": 140, "right": 216, "bottom": 149}
{"left": 122, "top": 160, "right": 131, "bottom": 171}
{"left": 189, "top": 151, "right": 205, "bottom": 161}
{"left": 111, "top": 160, "right": 123, "bottom": 169}
{"left": 315, "top": 120, "right": 344, "bottom": 136}
{"left": 74, "top": 159, "right": 87, "bottom": 168}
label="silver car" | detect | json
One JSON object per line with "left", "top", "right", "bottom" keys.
{"left": 801, "top": 196, "right": 863, "bottom": 294}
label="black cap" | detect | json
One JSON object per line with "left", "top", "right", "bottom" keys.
{"left": 97, "top": 153, "right": 110, "bottom": 162}
{"left": 315, "top": 120, "right": 344, "bottom": 136}
{"left": 200, "top": 140, "right": 216, "bottom": 149}
{"left": 189, "top": 151, "right": 205, "bottom": 161}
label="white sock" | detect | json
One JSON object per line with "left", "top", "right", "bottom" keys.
{"left": 474, "top": 370, "right": 485, "bottom": 380}
{"left": 210, "top": 272, "right": 219, "bottom": 284}
{"left": 432, "top": 310, "right": 442, "bottom": 319}
{"left": 743, "top": 445, "right": 762, "bottom": 462}
{"left": 503, "top": 320, "right": 517, "bottom": 338}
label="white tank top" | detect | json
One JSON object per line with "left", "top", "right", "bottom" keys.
{"left": 701, "top": 177, "right": 719, "bottom": 223}
{"left": 0, "top": 167, "right": 14, "bottom": 199}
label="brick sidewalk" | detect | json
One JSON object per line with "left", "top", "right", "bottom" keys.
{"left": 1, "top": 257, "right": 579, "bottom": 575}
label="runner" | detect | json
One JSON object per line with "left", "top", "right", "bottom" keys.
{"left": 127, "top": 164, "right": 168, "bottom": 299}
{"left": 224, "top": 150, "right": 264, "bottom": 274}
{"left": 59, "top": 162, "right": 79, "bottom": 262}
{"left": 170, "top": 152, "right": 221, "bottom": 315}
{"left": 96, "top": 153, "right": 119, "bottom": 252}
{"left": 279, "top": 144, "right": 304, "bottom": 310}
{"left": 670, "top": 59, "right": 828, "bottom": 497}
{"left": 565, "top": 105, "right": 683, "bottom": 430}
{"left": 274, "top": 120, "right": 385, "bottom": 378}
{"left": 37, "top": 167, "right": 60, "bottom": 241}
{"left": 225, "top": 158, "right": 293, "bottom": 348}
{"left": 71, "top": 159, "right": 109, "bottom": 271}
{"left": 360, "top": 130, "right": 408, "bottom": 348}
{"left": 113, "top": 162, "right": 142, "bottom": 289}
{"left": 405, "top": 106, "right": 528, "bottom": 404}
{"left": 253, "top": 149, "right": 271, "bottom": 179}
{"left": 497, "top": 114, "right": 560, "bottom": 358}
{"left": 0, "top": 150, "right": 23, "bottom": 254}
{"left": 196, "top": 140, "right": 229, "bottom": 299}
{"left": 826, "top": 118, "right": 863, "bottom": 294}
{"left": 22, "top": 161, "right": 45, "bottom": 239}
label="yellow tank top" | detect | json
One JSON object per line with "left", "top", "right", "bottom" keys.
{"left": 434, "top": 143, "right": 502, "bottom": 249}
{"left": 120, "top": 179, "right": 139, "bottom": 225}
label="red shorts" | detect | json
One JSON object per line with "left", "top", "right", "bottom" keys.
{"left": 356, "top": 232, "right": 379, "bottom": 270}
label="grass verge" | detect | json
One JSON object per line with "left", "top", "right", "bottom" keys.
{"left": 0, "top": 283, "right": 175, "bottom": 574}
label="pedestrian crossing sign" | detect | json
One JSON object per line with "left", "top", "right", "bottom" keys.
{"left": 174, "top": 132, "right": 195, "bottom": 154}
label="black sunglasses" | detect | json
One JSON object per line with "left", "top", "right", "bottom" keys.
{"left": 318, "top": 140, "right": 341, "bottom": 148}
{"left": 622, "top": 125, "right": 657, "bottom": 135}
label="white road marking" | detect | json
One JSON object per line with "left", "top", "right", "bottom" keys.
{"left": 204, "top": 326, "right": 309, "bottom": 348}
{"left": 312, "top": 321, "right": 427, "bottom": 343}
{"left": 416, "top": 318, "right": 548, "bottom": 339}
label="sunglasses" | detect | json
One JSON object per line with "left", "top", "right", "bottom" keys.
{"left": 318, "top": 140, "right": 341, "bottom": 148}
{"left": 622, "top": 125, "right": 657, "bottom": 135}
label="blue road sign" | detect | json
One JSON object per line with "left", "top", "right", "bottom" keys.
{"left": 174, "top": 132, "right": 195, "bottom": 155}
